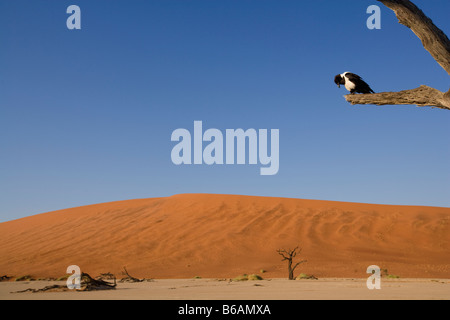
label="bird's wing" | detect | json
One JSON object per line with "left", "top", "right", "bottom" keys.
{"left": 344, "top": 73, "right": 363, "bottom": 82}
{"left": 345, "top": 72, "right": 374, "bottom": 93}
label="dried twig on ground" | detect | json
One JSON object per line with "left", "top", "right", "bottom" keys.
{"left": 0, "top": 275, "right": 12, "bottom": 282}
{"left": 11, "top": 272, "right": 116, "bottom": 293}
{"left": 119, "top": 266, "right": 143, "bottom": 283}
{"left": 81, "top": 272, "right": 116, "bottom": 290}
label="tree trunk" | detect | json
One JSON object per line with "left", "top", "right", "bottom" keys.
{"left": 288, "top": 260, "right": 294, "bottom": 280}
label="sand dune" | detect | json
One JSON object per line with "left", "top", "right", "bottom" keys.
{"left": 0, "top": 194, "right": 449, "bottom": 279}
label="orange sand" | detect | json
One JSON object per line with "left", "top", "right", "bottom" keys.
{"left": 0, "top": 194, "right": 449, "bottom": 279}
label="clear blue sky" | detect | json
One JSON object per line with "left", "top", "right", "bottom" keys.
{"left": 1, "top": 0, "right": 449, "bottom": 222}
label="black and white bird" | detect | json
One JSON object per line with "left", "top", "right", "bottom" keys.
{"left": 334, "top": 72, "right": 374, "bottom": 94}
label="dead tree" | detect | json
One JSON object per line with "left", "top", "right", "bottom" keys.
{"left": 345, "top": 0, "right": 450, "bottom": 110}
{"left": 119, "top": 266, "right": 144, "bottom": 283}
{"left": 277, "top": 246, "right": 307, "bottom": 280}
{"left": 81, "top": 272, "right": 117, "bottom": 290}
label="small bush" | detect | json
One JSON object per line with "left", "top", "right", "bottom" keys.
{"left": 232, "top": 274, "right": 263, "bottom": 281}
{"left": 247, "top": 274, "right": 263, "bottom": 281}
{"left": 295, "top": 273, "right": 318, "bottom": 280}
{"left": 15, "top": 275, "right": 33, "bottom": 281}
{"left": 232, "top": 274, "right": 249, "bottom": 281}
{"left": 381, "top": 268, "right": 399, "bottom": 279}
{"left": 56, "top": 274, "right": 70, "bottom": 281}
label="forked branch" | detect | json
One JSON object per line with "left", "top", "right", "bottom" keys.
{"left": 346, "top": 0, "right": 450, "bottom": 110}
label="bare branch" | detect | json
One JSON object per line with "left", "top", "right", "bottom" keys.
{"left": 276, "top": 249, "right": 288, "bottom": 260}
{"left": 343, "top": 1, "right": 450, "bottom": 110}
{"left": 121, "top": 266, "right": 143, "bottom": 282}
{"left": 292, "top": 260, "right": 307, "bottom": 272}
{"left": 378, "top": 0, "right": 450, "bottom": 75}
{"left": 344, "top": 85, "right": 450, "bottom": 110}
{"left": 277, "top": 247, "right": 299, "bottom": 260}
{"left": 277, "top": 254, "right": 289, "bottom": 261}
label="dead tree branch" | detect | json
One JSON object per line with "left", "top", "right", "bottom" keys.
{"left": 378, "top": 0, "right": 450, "bottom": 75}
{"left": 345, "top": 85, "right": 450, "bottom": 110}
{"left": 120, "top": 266, "right": 144, "bottom": 283}
{"left": 81, "top": 272, "right": 116, "bottom": 290}
{"left": 345, "top": 0, "right": 450, "bottom": 110}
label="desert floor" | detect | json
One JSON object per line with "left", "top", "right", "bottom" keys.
{"left": 1, "top": 278, "right": 449, "bottom": 300}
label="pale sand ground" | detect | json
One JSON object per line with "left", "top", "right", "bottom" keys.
{"left": 1, "top": 278, "right": 449, "bottom": 300}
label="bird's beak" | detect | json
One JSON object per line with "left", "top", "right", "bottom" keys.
{"left": 337, "top": 84, "right": 340, "bottom": 88}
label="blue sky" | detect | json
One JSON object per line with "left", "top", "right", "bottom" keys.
{"left": 1, "top": 0, "right": 449, "bottom": 222}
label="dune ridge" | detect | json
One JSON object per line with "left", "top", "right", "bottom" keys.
{"left": 0, "top": 194, "right": 449, "bottom": 279}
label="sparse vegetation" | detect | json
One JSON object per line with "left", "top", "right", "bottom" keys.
{"left": 37, "top": 277, "right": 56, "bottom": 281}
{"left": 295, "top": 273, "right": 318, "bottom": 280}
{"left": 15, "top": 275, "right": 33, "bottom": 281}
{"left": 232, "top": 274, "right": 249, "bottom": 281}
{"left": 232, "top": 274, "right": 263, "bottom": 281}
{"left": 247, "top": 274, "right": 263, "bottom": 281}
{"left": 56, "top": 274, "right": 70, "bottom": 281}
{"left": 381, "top": 268, "right": 400, "bottom": 279}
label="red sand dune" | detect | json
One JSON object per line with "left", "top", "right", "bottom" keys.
{"left": 0, "top": 194, "right": 449, "bottom": 279}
